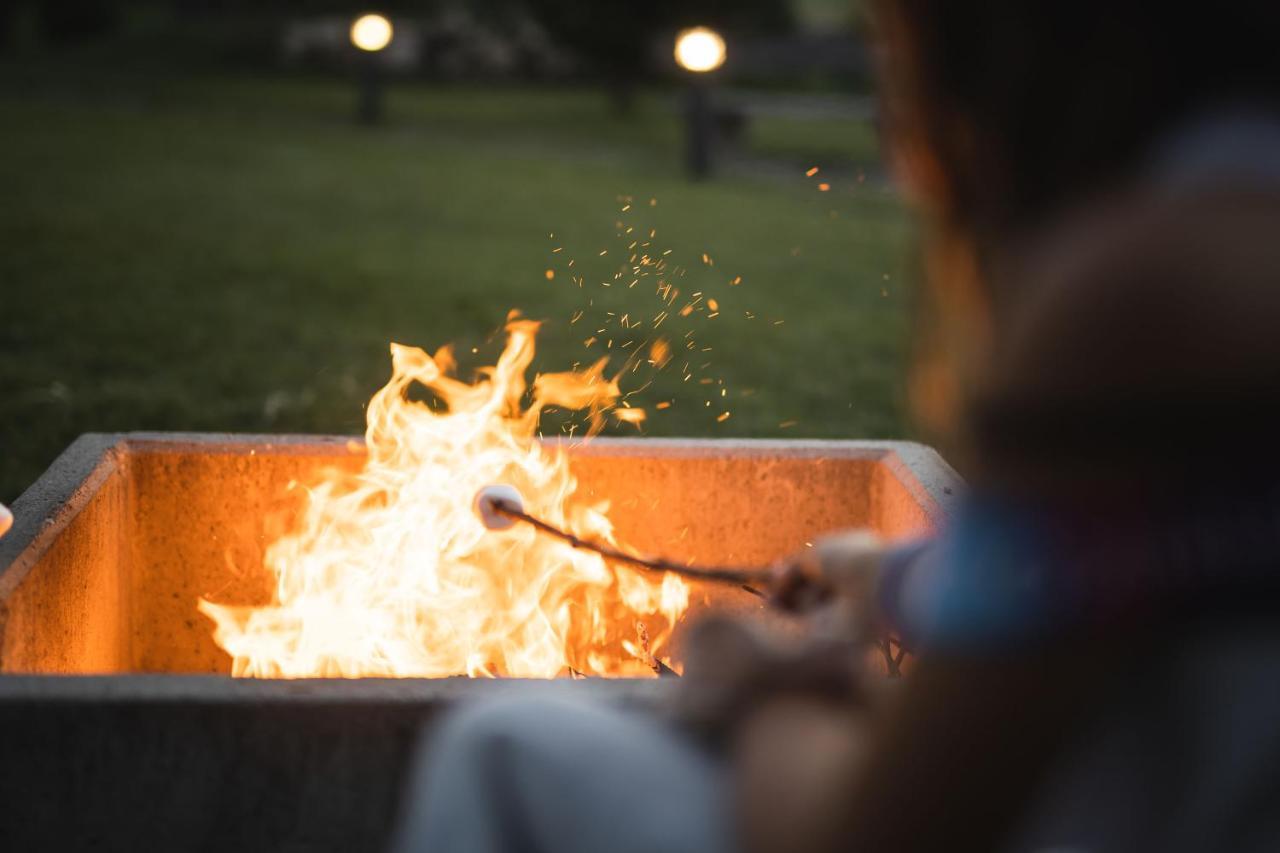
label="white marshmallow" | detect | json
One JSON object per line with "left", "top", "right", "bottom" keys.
{"left": 0, "top": 502, "right": 12, "bottom": 539}
{"left": 473, "top": 484, "right": 524, "bottom": 531}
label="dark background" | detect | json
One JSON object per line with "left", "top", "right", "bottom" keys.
{"left": 1, "top": 0, "right": 912, "bottom": 501}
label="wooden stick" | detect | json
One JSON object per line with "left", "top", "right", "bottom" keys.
{"left": 491, "top": 497, "right": 771, "bottom": 589}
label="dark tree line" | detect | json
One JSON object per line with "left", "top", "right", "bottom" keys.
{"left": 522, "top": 0, "right": 793, "bottom": 109}
{"left": 11, "top": 0, "right": 792, "bottom": 78}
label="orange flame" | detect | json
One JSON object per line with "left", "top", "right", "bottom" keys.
{"left": 199, "top": 318, "right": 688, "bottom": 678}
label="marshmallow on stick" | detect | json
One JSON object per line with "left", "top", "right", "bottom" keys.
{"left": 473, "top": 484, "right": 524, "bottom": 531}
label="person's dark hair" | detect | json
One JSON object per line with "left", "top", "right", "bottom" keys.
{"left": 873, "top": 1, "right": 1280, "bottom": 249}
{"left": 869, "top": 2, "right": 1280, "bottom": 448}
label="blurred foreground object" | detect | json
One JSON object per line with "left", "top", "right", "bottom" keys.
{"left": 0, "top": 502, "right": 11, "bottom": 539}
{"left": 770, "top": 529, "right": 885, "bottom": 615}
{"left": 676, "top": 27, "right": 727, "bottom": 180}
{"left": 351, "top": 13, "right": 393, "bottom": 124}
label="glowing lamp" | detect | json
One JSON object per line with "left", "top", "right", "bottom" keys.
{"left": 350, "top": 13, "right": 394, "bottom": 53}
{"left": 674, "top": 27, "right": 726, "bottom": 73}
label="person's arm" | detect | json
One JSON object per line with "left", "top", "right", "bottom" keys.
{"left": 770, "top": 531, "right": 935, "bottom": 651}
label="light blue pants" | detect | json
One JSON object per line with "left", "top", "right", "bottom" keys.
{"left": 391, "top": 691, "right": 733, "bottom": 853}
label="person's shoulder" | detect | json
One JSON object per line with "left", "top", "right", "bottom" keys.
{"left": 1031, "top": 185, "right": 1279, "bottom": 294}
{"left": 972, "top": 186, "right": 1280, "bottom": 483}
{"left": 994, "top": 186, "right": 1280, "bottom": 399}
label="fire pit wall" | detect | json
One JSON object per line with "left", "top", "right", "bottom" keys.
{"left": 0, "top": 433, "right": 957, "bottom": 675}
{"left": 0, "top": 433, "right": 959, "bottom": 852}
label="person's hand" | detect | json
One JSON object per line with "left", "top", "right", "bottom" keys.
{"left": 769, "top": 529, "right": 885, "bottom": 614}
{"left": 673, "top": 616, "right": 865, "bottom": 749}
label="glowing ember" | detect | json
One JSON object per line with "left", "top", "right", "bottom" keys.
{"left": 199, "top": 317, "right": 688, "bottom": 678}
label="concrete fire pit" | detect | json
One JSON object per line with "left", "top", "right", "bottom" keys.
{"left": 0, "top": 432, "right": 958, "bottom": 851}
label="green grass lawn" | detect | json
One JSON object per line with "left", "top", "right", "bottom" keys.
{"left": 0, "top": 66, "right": 914, "bottom": 502}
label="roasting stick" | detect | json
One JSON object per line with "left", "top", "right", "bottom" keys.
{"left": 474, "top": 484, "right": 905, "bottom": 676}
{"left": 474, "top": 484, "right": 771, "bottom": 593}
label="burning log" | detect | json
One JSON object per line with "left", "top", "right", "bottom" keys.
{"left": 877, "top": 638, "right": 907, "bottom": 677}
{"left": 634, "top": 621, "right": 680, "bottom": 677}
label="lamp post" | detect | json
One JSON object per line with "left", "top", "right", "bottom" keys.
{"left": 674, "top": 26, "right": 726, "bottom": 180}
{"left": 350, "top": 13, "right": 394, "bottom": 124}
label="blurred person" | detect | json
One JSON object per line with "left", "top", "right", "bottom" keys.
{"left": 393, "top": 3, "right": 1280, "bottom": 852}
